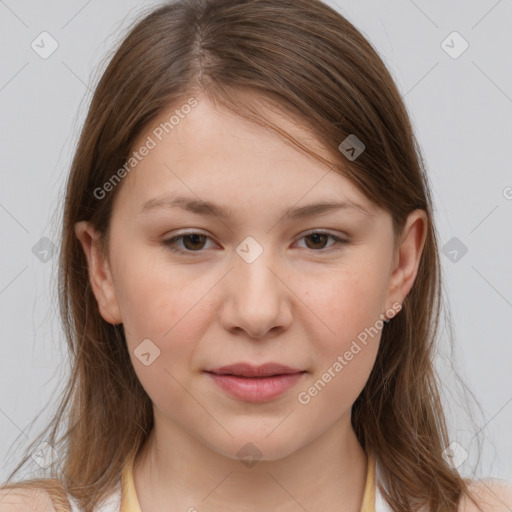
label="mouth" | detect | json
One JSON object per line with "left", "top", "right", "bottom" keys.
{"left": 205, "top": 362, "right": 305, "bottom": 378}
{"left": 204, "top": 362, "right": 307, "bottom": 402}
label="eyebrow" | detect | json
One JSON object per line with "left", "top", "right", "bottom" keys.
{"left": 140, "top": 195, "right": 374, "bottom": 220}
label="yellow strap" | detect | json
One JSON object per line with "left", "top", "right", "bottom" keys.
{"left": 120, "top": 451, "right": 375, "bottom": 512}
{"left": 120, "top": 451, "right": 142, "bottom": 512}
{"left": 360, "top": 453, "right": 376, "bottom": 512}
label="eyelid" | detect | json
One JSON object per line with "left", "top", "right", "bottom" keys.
{"left": 295, "top": 229, "right": 349, "bottom": 252}
{"left": 162, "top": 230, "right": 217, "bottom": 256}
{"left": 161, "top": 229, "right": 350, "bottom": 256}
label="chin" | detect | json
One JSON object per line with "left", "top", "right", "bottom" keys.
{"left": 205, "top": 430, "right": 304, "bottom": 464}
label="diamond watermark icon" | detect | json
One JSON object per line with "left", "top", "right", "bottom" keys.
{"left": 237, "top": 442, "right": 263, "bottom": 468}
{"left": 441, "top": 236, "right": 468, "bottom": 263}
{"left": 32, "top": 237, "right": 57, "bottom": 263}
{"left": 236, "top": 236, "right": 263, "bottom": 264}
{"left": 338, "top": 134, "right": 365, "bottom": 161}
{"left": 441, "top": 31, "right": 469, "bottom": 59}
{"left": 442, "top": 441, "right": 469, "bottom": 469}
{"left": 32, "top": 442, "right": 58, "bottom": 469}
{"left": 134, "top": 338, "right": 161, "bottom": 366}
{"left": 31, "top": 31, "right": 59, "bottom": 59}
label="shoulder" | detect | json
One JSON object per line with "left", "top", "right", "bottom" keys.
{"left": 0, "top": 487, "right": 58, "bottom": 512}
{"left": 458, "top": 479, "right": 512, "bottom": 512}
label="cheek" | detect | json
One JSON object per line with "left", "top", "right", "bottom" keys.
{"left": 110, "top": 251, "right": 205, "bottom": 398}
{"left": 296, "top": 271, "right": 383, "bottom": 413}
{"left": 301, "top": 258, "right": 389, "bottom": 356}
{"left": 117, "top": 254, "right": 207, "bottom": 411}
{"left": 113, "top": 243, "right": 207, "bottom": 336}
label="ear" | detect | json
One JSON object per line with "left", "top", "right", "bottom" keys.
{"left": 74, "top": 221, "right": 123, "bottom": 325}
{"left": 385, "top": 209, "right": 428, "bottom": 311}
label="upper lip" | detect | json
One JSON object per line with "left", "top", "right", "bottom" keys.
{"left": 206, "top": 362, "right": 305, "bottom": 377}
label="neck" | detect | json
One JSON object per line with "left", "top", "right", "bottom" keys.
{"left": 132, "top": 412, "right": 369, "bottom": 512}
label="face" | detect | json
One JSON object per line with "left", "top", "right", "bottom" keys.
{"left": 75, "top": 93, "right": 426, "bottom": 462}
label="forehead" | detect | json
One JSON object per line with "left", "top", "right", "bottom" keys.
{"left": 116, "top": 95, "right": 375, "bottom": 216}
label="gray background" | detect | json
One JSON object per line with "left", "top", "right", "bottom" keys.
{"left": 1, "top": 0, "right": 511, "bottom": 484}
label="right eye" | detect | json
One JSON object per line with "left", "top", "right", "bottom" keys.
{"left": 161, "top": 232, "right": 217, "bottom": 256}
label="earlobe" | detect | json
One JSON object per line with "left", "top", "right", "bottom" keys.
{"left": 74, "top": 221, "right": 123, "bottom": 325}
{"left": 386, "top": 209, "right": 428, "bottom": 310}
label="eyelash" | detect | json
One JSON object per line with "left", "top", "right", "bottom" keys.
{"left": 160, "top": 230, "right": 349, "bottom": 257}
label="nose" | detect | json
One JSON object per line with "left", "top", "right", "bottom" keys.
{"left": 219, "top": 249, "right": 293, "bottom": 339}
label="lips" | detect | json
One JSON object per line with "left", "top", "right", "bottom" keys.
{"left": 204, "top": 363, "right": 306, "bottom": 402}
{"left": 206, "top": 362, "right": 305, "bottom": 378}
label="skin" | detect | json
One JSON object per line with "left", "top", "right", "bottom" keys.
{"left": 74, "top": 93, "right": 428, "bottom": 512}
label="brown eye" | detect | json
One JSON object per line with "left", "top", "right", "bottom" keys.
{"left": 180, "top": 234, "right": 207, "bottom": 251}
{"left": 161, "top": 233, "right": 215, "bottom": 255}
{"left": 296, "top": 231, "right": 348, "bottom": 253}
{"left": 304, "top": 232, "right": 330, "bottom": 250}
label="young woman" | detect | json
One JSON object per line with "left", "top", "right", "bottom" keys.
{"left": 1, "top": 1, "right": 511, "bottom": 511}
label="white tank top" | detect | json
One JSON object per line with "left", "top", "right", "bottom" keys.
{"left": 66, "top": 482, "right": 121, "bottom": 512}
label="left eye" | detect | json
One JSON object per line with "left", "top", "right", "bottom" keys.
{"left": 161, "top": 231, "right": 348, "bottom": 256}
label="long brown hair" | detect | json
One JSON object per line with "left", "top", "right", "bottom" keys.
{"left": 1, "top": 1, "right": 482, "bottom": 510}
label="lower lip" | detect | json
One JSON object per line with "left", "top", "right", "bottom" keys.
{"left": 206, "top": 372, "right": 305, "bottom": 402}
